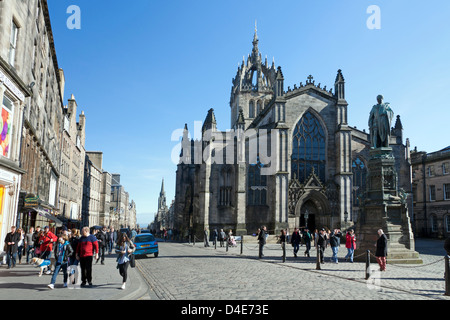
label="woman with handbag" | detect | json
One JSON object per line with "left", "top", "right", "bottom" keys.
{"left": 115, "top": 233, "right": 135, "bottom": 290}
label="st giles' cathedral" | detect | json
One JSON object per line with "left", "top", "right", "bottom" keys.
{"left": 173, "top": 28, "right": 411, "bottom": 237}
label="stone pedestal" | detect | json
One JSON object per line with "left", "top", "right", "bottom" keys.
{"left": 355, "top": 148, "right": 422, "bottom": 264}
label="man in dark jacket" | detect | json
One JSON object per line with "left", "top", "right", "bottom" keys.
{"left": 96, "top": 226, "right": 108, "bottom": 264}
{"left": 291, "top": 228, "right": 301, "bottom": 258}
{"left": 258, "top": 226, "right": 267, "bottom": 259}
{"left": 107, "top": 227, "right": 117, "bottom": 255}
{"left": 4, "top": 226, "right": 20, "bottom": 269}
{"left": 330, "top": 229, "right": 342, "bottom": 263}
{"left": 317, "top": 228, "right": 327, "bottom": 263}
{"left": 303, "top": 228, "right": 312, "bottom": 257}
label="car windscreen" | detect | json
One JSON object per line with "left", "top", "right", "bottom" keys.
{"left": 134, "top": 235, "right": 155, "bottom": 243}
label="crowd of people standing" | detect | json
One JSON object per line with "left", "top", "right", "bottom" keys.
{"left": 2, "top": 224, "right": 137, "bottom": 290}
{"left": 255, "top": 225, "right": 389, "bottom": 272}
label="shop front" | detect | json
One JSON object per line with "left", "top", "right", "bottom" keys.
{"left": 17, "top": 194, "right": 62, "bottom": 234}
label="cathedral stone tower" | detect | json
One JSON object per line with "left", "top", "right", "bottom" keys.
{"left": 230, "top": 25, "right": 276, "bottom": 130}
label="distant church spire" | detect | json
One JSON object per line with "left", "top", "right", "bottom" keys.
{"left": 158, "top": 178, "right": 167, "bottom": 212}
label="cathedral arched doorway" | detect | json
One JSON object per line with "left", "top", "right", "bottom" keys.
{"left": 299, "top": 199, "right": 317, "bottom": 231}
{"left": 294, "top": 190, "right": 331, "bottom": 231}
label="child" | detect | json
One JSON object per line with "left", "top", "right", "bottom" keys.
{"left": 48, "top": 234, "right": 73, "bottom": 289}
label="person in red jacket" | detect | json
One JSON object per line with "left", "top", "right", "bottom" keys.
{"left": 39, "top": 226, "right": 58, "bottom": 274}
{"left": 344, "top": 229, "right": 356, "bottom": 263}
{"left": 76, "top": 227, "right": 99, "bottom": 287}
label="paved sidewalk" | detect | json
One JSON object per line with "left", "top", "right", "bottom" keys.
{"left": 0, "top": 253, "right": 149, "bottom": 300}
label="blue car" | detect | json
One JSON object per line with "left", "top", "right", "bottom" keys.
{"left": 133, "top": 233, "right": 159, "bottom": 258}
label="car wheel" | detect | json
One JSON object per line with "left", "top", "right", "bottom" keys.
{"left": 154, "top": 252, "right": 159, "bottom": 258}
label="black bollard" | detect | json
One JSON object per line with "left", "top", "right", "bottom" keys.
{"left": 240, "top": 236, "right": 243, "bottom": 255}
{"left": 445, "top": 255, "right": 450, "bottom": 296}
{"left": 282, "top": 242, "right": 286, "bottom": 263}
{"left": 214, "top": 236, "right": 217, "bottom": 250}
{"left": 226, "top": 238, "right": 229, "bottom": 252}
{"left": 365, "top": 250, "right": 371, "bottom": 280}
{"left": 316, "top": 247, "right": 321, "bottom": 270}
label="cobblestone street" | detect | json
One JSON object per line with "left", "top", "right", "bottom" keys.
{"left": 136, "top": 238, "right": 450, "bottom": 301}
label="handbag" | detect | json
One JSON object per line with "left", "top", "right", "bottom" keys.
{"left": 129, "top": 253, "right": 135, "bottom": 268}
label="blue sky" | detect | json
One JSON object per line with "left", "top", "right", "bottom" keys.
{"left": 47, "top": 0, "right": 450, "bottom": 226}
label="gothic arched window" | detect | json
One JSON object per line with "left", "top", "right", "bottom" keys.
{"left": 248, "top": 160, "right": 267, "bottom": 205}
{"left": 219, "top": 167, "right": 233, "bottom": 206}
{"left": 352, "top": 157, "right": 367, "bottom": 206}
{"left": 291, "top": 111, "right": 326, "bottom": 183}
{"left": 249, "top": 101, "right": 255, "bottom": 118}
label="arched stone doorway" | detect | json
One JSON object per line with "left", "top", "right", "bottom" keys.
{"left": 294, "top": 190, "right": 331, "bottom": 231}
{"left": 299, "top": 199, "right": 317, "bottom": 231}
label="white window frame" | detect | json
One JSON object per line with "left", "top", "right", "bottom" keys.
{"left": 444, "top": 183, "right": 450, "bottom": 201}
{"left": 9, "top": 21, "right": 19, "bottom": 66}
{"left": 429, "top": 185, "right": 436, "bottom": 201}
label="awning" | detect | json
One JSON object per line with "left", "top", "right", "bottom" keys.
{"left": 37, "top": 208, "right": 63, "bottom": 227}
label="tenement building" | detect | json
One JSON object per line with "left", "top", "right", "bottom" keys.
{"left": 174, "top": 29, "right": 412, "bottom": 238}
{"left": 1, "top": 0, "right": 66, "bottom": 239}
{"left": 411, "top": 146, "right": 450, "bottom": 238}
{"left": 110, "top": 174, "right": 136, "bottom": 229}
{"left": 0, "top": 0, "right": 31, "bottom": 244}
{"left": 82, "top": 151, "right": 103, "bottom": 227}
{"left": 59, "top": 95, "right": 86, "bottom": 229}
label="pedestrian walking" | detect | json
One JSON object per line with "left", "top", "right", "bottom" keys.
{"left": 204, "top": 227, "right": 210, "bottom": 247}
{"left": 219, "top": 229, "right": 226, "bottom": 247}
{"left": 33, "top": 226, "right": 41, "bottom": 256}
{"left": 16, "top": 228, "right": 25, "bottom": 264}
{"left": 116, "top": 233, "right": 135, "bottom": 290}
{"left": 107, "top": 226, "right": 118, "bottom": 254}
{"left": 313, "top": 229, "right": 319, "bottom": 248}
{"left": 280, "top": 229, "right": 286, "bottom": 259}
{"left": 375, "top": 229, "right": 388, "bottom": 271}
{"left": 38, "top": 226, "right": 58, "bottom": 274}
{"left": 212, "top": 229, "right": 218, "bottom": 247}
{"left": 317, "top": 228, "right": 327, "bottom": 263}
{"left": 303, "top": 227, "right": 312, "bottom": 257}
{"left": 25, "top": 227, "right": 35, "bottom": 263}
{"left": 291, "top": 228, "right": 301, "bottom": 258}
{"left": 95, "top": 226, "right": 108, "bottom": 264}
{"left": 258, "top": 226, "right": 267, "bottom": 258}
{"left": 76, "top": 226, "right": 99, "bottom": 287}
{"left": 4, "top": 226, "right": 19, "bottom": 269}
{"left": 344, "top": 229, "right": 356, "bottom": 263}
{"left": 330, "top": 229, "right": 342, "bottom": 263}
{"left": 68, "top": 228, "right": 81, "bottom": 288}
{"left": 48, "top": 234, "right": 73, "bottom": 289}
{"left": 39, "top": 226, "right": 58, "bottom": 259}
